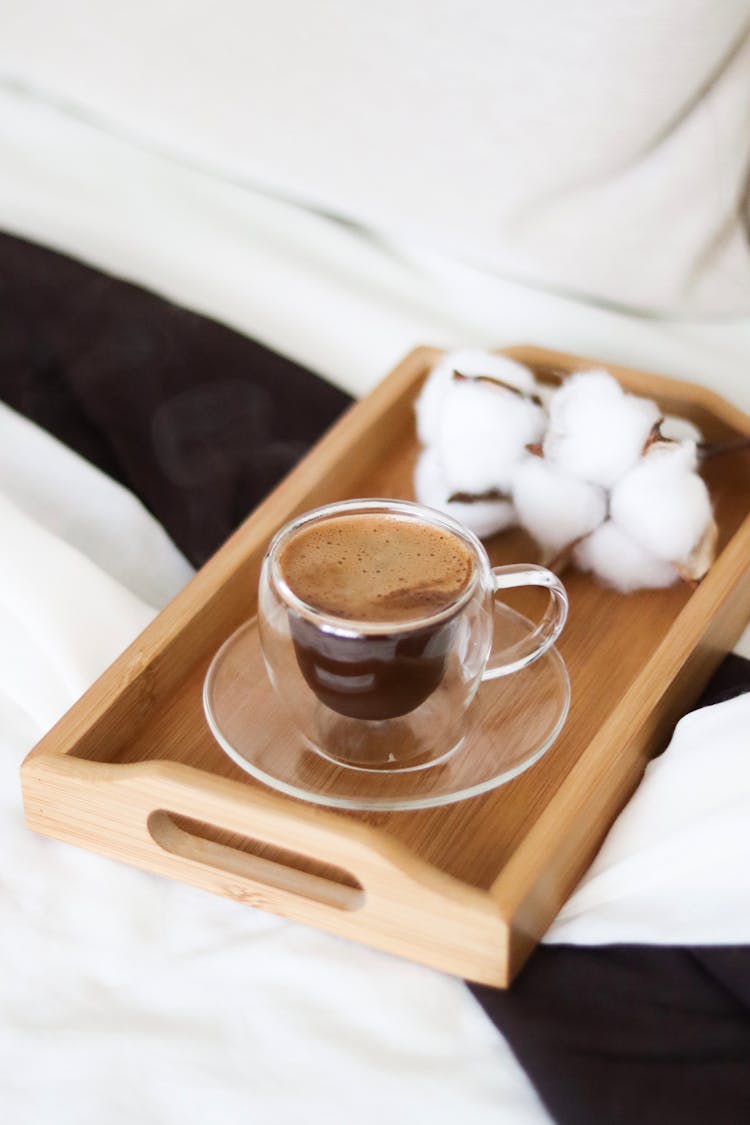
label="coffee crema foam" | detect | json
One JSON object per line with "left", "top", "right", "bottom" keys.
{"left": 278, "top": 513, "right": 474, "bottom": 624}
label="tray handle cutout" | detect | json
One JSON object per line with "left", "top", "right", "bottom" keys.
{"left": 148, "top": 810, "right": 365, "bottom": 912}
{"left": 25, "top": 738, "right": 508, "bottom": 982}
{"left": 33, "top": 757, "right": 500, "bottom": 960}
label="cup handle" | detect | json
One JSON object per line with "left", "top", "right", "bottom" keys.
{"left": 482, "top": 564, "right": 568, "bottom": 680}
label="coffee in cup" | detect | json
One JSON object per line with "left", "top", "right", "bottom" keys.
{"left": 259, "top": 498, "right": 567, "bottom": 771}
{"left": 276, "top": 512, "right": 475, "bottom": 720}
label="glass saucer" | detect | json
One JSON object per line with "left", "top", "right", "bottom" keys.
{"left": 203, "top": 603, "right": 570, "bottom": 812}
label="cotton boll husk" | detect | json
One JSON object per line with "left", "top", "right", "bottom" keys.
{"left": 413, "top": 447, "right": 515, "bottom": 539}
{"left": 438, "top": 378, "right": 546, "bottom": 495}
{"left": 415, "top": 349, "right": 537, "bottom": 446}
{"left": 511, "top": 456, "right": 607, "bottom": 555}
{"left": 610, "top": 441, "right": 712, "bottom": 563}
{"left": 450, "top": 349, "right": 538, "bottom": 393}
{"left": 574, "top": 521, "right": 679, "bottom": 592}
{"left": 659, "top": 415, "right": 703, "bottom": 444}
{"left": 678, "top": 516, "right": 718, "bottom": 583}
{"left": 544, "top": 370, "right": 661, "bottom": 489}
{"left": 533, "top": 380, "right": 559, "bottom": 409}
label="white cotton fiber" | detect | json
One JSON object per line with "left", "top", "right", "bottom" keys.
{"left": 511, "top": 456, "right": 607, "bottom": 555}
{"left": 414, "top": 447, "right": 515, "bottom": 539}
{"left": 659, "top": 415, "right": 703, "bottom": 444}
{"left": 437, "top": 378, "right": 545, "bottom": 495}
{"left": 574, "top": 521, "right": 679, "bottom": 593}
{"left": 544, "top": 370, "right": 661, "bottom": 489}
{"left": 414, "top": 353, "right": 715, "bottom": 592}
{"left": 610, "top": 441, "right": 712, "bottom": 563}
{"left": 415, "top": 349, "right": 537, "bottom": 446}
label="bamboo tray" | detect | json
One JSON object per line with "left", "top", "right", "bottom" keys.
{"left": 21, "top": 347, "right": 750, "bottom": 986}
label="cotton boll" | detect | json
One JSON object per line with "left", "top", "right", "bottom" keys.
{"left": 610, "top": 441, "right": 712, "bottom": 563}
{"left": 415, "top": 349, "right": 537, "bottom": 445}
{"left": 544, "top": 370, "right": 661, "bottom": 489}
{"left": 574, "top": 521, "right": 679, "bottom": 593}
{"left": 414, "top": 447, "right": 515, "bottom": 539}
{"left": 415, "top": 359, "right": 455, "bottom": 447}
{"left": 659, "top": 415, "right": 703, "bottom": 444}
{"left": 437, "top": 378, "right": 546, "bottom": 495}
{"left": 511, "top": 456, "right": 607, "bottom": 555}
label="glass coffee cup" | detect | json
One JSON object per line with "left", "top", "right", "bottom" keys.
{"left": 258, "top": 498, "right": 568, "bottom": 771}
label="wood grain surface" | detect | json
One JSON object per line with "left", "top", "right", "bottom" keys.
{"left": 21, "top": 347, "right": 750, "bottom": 985}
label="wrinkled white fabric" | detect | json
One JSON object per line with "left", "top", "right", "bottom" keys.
{"left": 547, "top": 692, "right": 750, "bottom": 945}
{"left": 0, "top": 494, "right": 154, "bottom": 730}
{"left": 1, "top": 0, "right": 749, "bottom": 313}
{"left": 0, "top": 402, "right": 194, "bottom": 608}
{"left": 1, "top": 85, "right": 750, "bottom": 411}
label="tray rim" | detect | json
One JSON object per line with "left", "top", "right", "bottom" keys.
{"left": 23, "top": 342, "right": 750, "bottom": 769}
{"left": 20, "top": 344, "right": 750, "bottom": 984}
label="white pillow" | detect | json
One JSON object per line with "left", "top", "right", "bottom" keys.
{"left": 1, "top": 0, "right": 748, "bottom": 314}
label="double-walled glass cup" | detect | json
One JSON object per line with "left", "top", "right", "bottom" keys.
{"left": 258, "top": 499, "right": 568, "bottom": 772}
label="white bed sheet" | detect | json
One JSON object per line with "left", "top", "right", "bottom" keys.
{"left": 1, "top": 83, "right": 749, "bottom": 1124}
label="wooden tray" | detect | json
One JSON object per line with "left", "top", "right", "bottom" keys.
{"left": 21, "top": 347, "right": 750, "bottom": 986}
